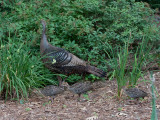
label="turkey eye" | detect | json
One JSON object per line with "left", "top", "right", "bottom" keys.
{"left": 52, "top": 59, "right": 56, "bottom": 64}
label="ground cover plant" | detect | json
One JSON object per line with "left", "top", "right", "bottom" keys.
{"left": 136, "top": 0, "right": 160, "bottom": 8}
{"left": 0, "top": 0, "right": 159, "bottom": 99}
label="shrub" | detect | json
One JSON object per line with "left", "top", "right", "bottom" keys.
{"left": 136, "top": 0, "right": 160, "bottom": 8}
{"left": 0, "top": 0, "right": 159, "bottom": 99}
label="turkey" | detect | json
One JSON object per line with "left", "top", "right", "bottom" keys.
{"left": 40, "top": 20, "right": 106, "bottom": 85}
{"left": 123, "top": 87, "right": 148, "bottom": 99}
{"left": 62, "top": 81, "right": 106, "bottom": 101}
{"left": 40, "top": 85, "right": 66, "bottom": 100}
{"left": 62, "top": 81, "right": 93, "bottom": 101}
{"left": 40, "top": 85, "right": 66, "bottom": 97}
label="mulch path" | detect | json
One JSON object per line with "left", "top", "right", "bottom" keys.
{"left": 0, "top": 71, "right": 160, "bottom": 120}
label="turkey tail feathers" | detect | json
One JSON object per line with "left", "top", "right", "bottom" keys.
{"left": 87, "top": 65, "right": 106, "bottom": 78}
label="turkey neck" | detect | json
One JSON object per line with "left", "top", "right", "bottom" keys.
{"left": 40, "top": 20, "right": 49, "bottom": 54}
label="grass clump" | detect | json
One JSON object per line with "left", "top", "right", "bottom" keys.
{"left": 111, "top": 42, "right": 129, "bottom": 97}
{"left": 0, "top": 40, "right": 55, "bottom": 100}
{"left": 111, "top": 32, "right": 155, "bottom": 98}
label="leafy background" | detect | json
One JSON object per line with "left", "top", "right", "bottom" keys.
{"left": 0, "top": 0, "right": 160, "bottom": 99}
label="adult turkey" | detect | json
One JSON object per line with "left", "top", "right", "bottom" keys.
{"left": 40, "top": 20, "right": 106, "bottom": 85}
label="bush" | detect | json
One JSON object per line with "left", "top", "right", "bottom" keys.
{"left": 0, "top": 0, "right": 159, "bottom": 99}
{"left": 136, "top": 0, "right": 160, "bottom": 8}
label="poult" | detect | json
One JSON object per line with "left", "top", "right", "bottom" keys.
{"left": 123, "top": 87, "right": 148, "bottom": 99}
{"left": 40, "top": 85, "right": 66, "bottom": 101}
{"left": 62, "top": 81, "right": 93, "bottom": 101}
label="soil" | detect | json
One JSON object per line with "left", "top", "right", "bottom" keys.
{"left": 0, "top": 71, "right": 160, "bottom": 120}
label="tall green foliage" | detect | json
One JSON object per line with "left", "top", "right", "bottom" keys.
{"left": 0, "top": 40, "right": 55, "bottom": 100}
{"left": 0, "top": 0, "right": 159, "bottom": 99}
{"left": 112, "top": 42, "right": 129, "bottom": 97}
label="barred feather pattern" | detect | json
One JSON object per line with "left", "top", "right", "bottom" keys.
{"left": 40, "top": 20, "right": 106, "bottom": 78}
{"left": 68, "top": 81, "right": 93, "bottom": 95}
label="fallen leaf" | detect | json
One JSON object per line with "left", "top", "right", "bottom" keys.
{"left": 115, "top": 112, "right": 128, "bottom": 117}
{"left": 86, "top": 116, "right": 98, "bottom": 120}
